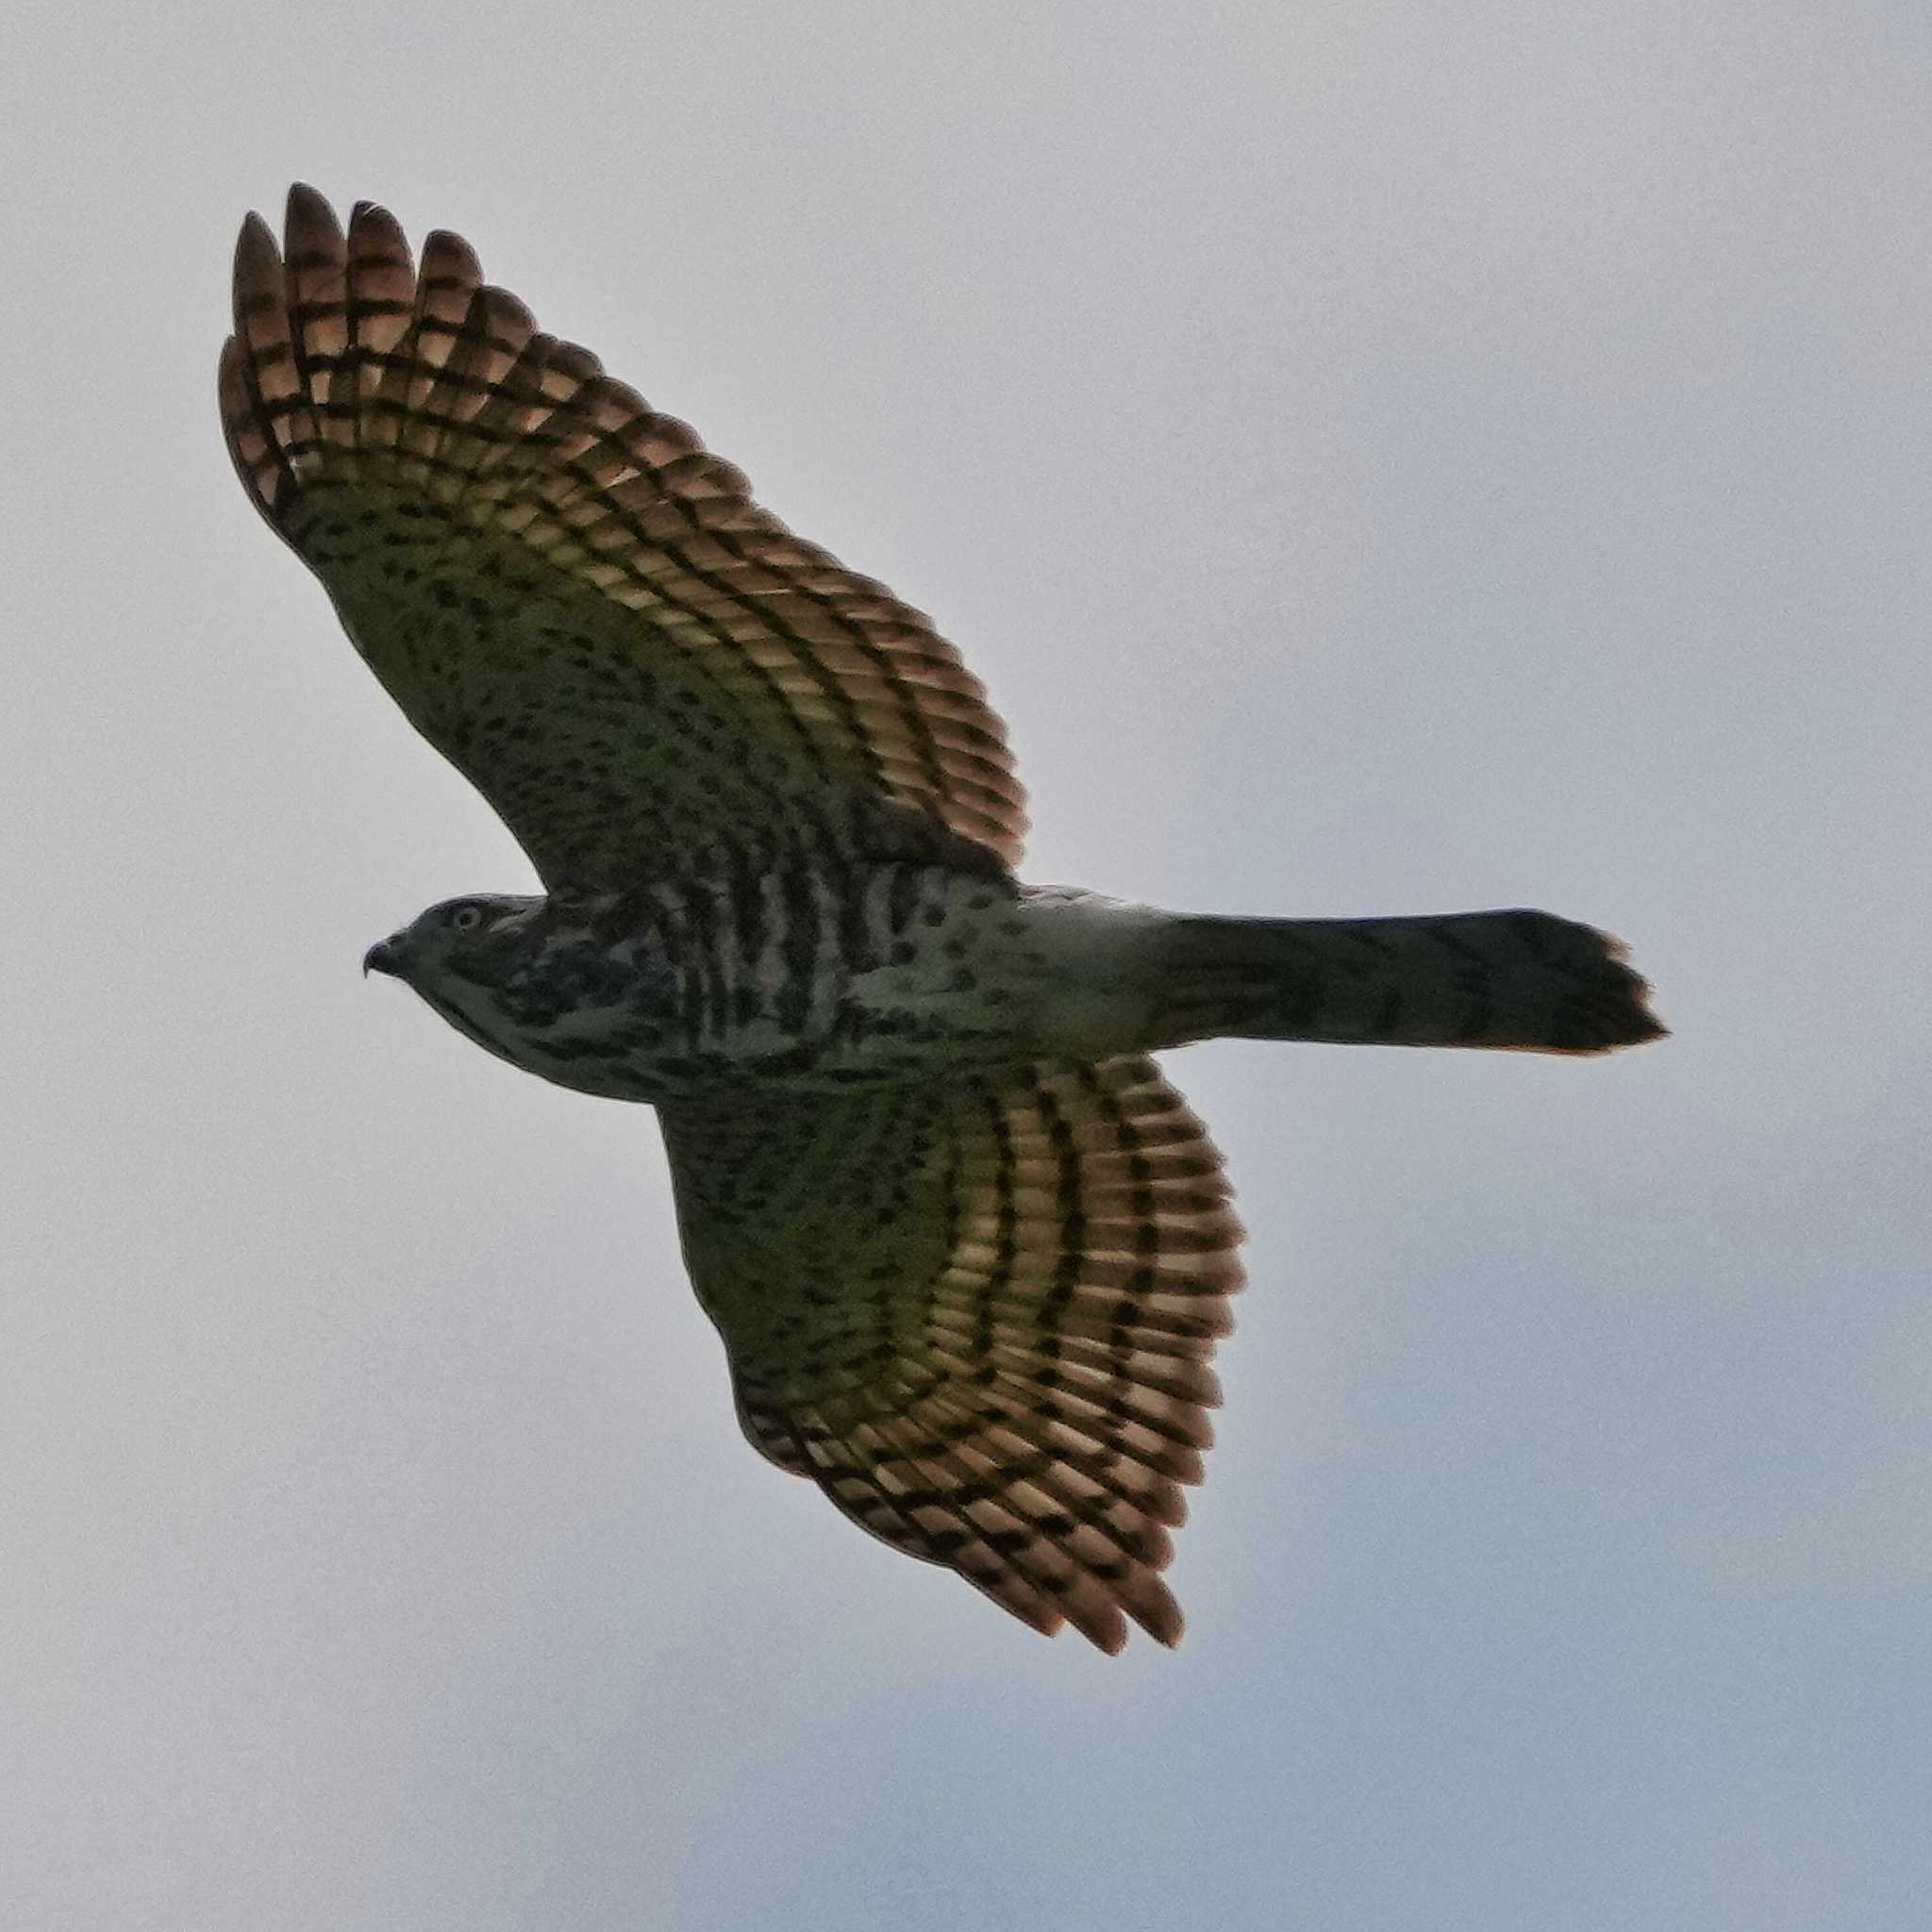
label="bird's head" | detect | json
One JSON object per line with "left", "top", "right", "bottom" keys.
{"left": 362, "top": 894, "right": 543, "bottom": 991}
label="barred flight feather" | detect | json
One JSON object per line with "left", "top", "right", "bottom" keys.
{"left": 221, "top": 185, "right": 1027, "bottom": 886}
{"left": 662, "top": 1055, "right": 1243, "bottom": 1651}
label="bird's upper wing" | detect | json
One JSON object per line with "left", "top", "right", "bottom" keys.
{"left": 220, "top": 186, "right": 1027, "bottom": 888}
{"left": 659, "top": 1056, "right": 1244, "bottom": 1652}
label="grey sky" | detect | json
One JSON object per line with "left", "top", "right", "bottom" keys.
{"left": 5, "top": 4, "right": 1927, "bottom": 1928}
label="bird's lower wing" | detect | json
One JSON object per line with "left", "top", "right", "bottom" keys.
{"left": 659, "top": 1057, "right": 1244, "bottom": 1652}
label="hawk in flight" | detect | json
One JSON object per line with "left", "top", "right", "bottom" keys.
{"left": 221, "top": 186, "right": 1662, "bottom": 1651}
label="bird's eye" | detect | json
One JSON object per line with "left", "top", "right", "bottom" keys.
{"left": 449, "top": 905, "right": 485, "bottom": 932}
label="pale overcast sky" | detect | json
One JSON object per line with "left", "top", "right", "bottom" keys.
{"left": 5, "top": 5, "right": 1928, "bottom": 1929}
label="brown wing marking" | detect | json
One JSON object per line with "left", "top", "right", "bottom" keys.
{"left": 662, "top": 1057, "right": 1244, "bottom": 1652}
{"left": 220, "top": 185, "right": 1027, "bottom": 882}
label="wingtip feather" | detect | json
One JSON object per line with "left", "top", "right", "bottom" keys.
{"left": 231, "top": 209, "right": 282, "bottom": 332}
{"left": 283, "top": 181, "right": 345, "bottom": 262}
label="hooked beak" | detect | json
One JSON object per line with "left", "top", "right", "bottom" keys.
{"left": 362, "top": 935, "right": 404, "bottom": 978}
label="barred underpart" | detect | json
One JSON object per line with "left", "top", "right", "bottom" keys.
{"left": 662, "top": 1055, "right": 1243, "bottom": 1652}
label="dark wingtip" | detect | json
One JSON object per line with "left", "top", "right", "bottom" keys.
{"left": 284, "top": 181, "right": 332, "bottom": 227}
{"left": 233, "top": 208, "right": 280, "bottom": 280}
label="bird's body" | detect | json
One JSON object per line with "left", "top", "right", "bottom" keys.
{"left": 223, "top": 186, "right": 1662, "bottom": 1651}
{"left": 371, "top": 870, "right": 1166, "bottom": 1102}
{"left": 378, "top": 875, "right": 1648, "bottom": 1107}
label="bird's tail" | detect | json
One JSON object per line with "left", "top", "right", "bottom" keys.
{"left": 1147, "top": 908, "right": 1664, "bottom": 1056}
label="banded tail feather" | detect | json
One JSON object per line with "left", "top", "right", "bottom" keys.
{"left": 1152, "top": 908, "right": 1664, "bottom": 1056}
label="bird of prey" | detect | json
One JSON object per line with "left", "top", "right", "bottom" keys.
{"left": 221, "top": 185, "right": 1662, "bottom": 1652}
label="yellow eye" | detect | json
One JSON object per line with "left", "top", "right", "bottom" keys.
{"left": 450, "top": 906, "right": 484, "bottom": 932}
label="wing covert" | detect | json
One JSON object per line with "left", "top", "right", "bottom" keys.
{"left": 659, "top": 1057, "right": 1245, "bottom": 1652}
{"left": 220, "top": 185, "right": 1027, "bottom": 885}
